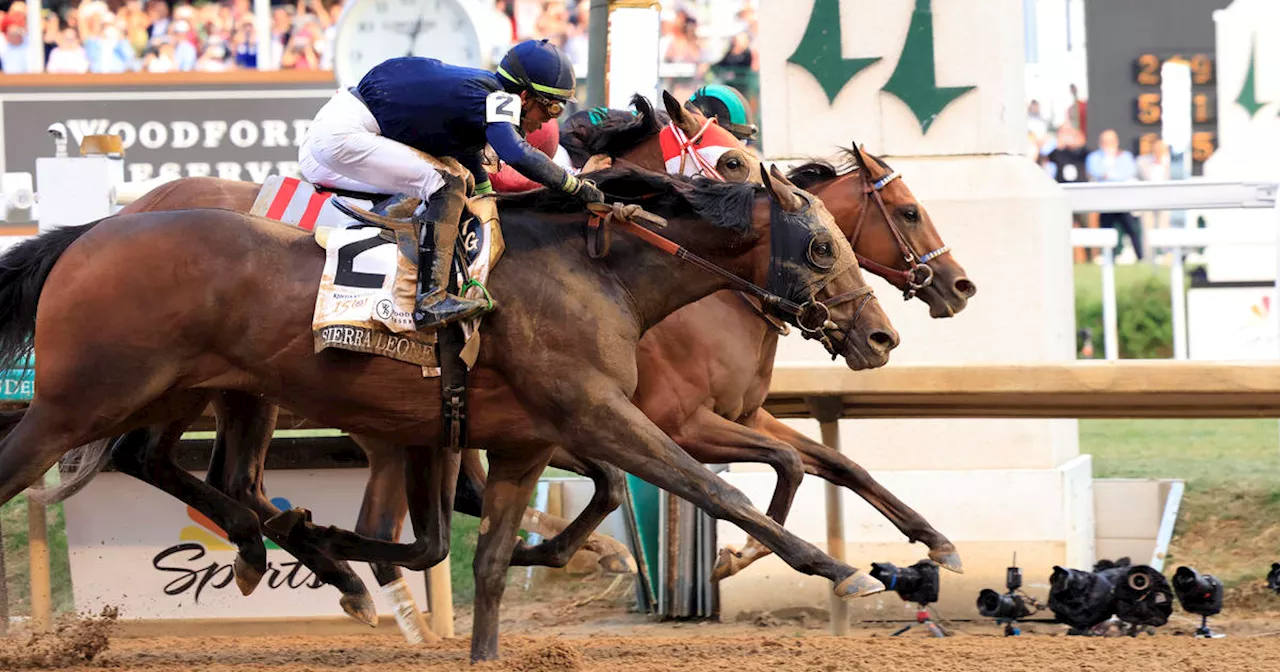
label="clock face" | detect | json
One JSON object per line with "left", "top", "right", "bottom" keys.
{"left": 334, "top": 0, "right": 486, "bottom": 88}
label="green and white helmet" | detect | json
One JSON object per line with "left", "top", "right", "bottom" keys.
{"left": 685, "top": 84, "right": 757, "bottom": 140}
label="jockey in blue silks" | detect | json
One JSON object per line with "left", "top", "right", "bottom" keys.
{"left": 299, "top": 39, "right": 603, "bottom": 328}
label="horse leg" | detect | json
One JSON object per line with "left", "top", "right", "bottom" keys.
{"left": 0, "top": 401, "right": 94, "bottom": 506}
{"left": 730, "top": 409, "right": 961, "bottom": 574}
{"left": 349, "top": 437, "right": 436, "bottom": 643}
{"left": 509, "top": 448, "right": 633, "bottom": 573}
{"left": 109, "top": 418, "right": 271, "bottom": 595}
{"left": 470, "top": 448, "right": 553, "bottom": 662}
{"left": 658, "top": 408, "right": 806, "bottom": 582}
{"left": 211, "top": 391, "right": 379, "bottom": 625}
{"left": 267, "top": 444, "right": 460, "bottom": 572}
{"left": 459, "top": 448, "right": 636, "bottom": 574}
{"left": 561, "top": 391, "right": 883, "bottom": 599}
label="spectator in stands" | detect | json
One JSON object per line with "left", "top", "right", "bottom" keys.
{"left": 42, "top": 8, "right": 60, "bottom": 64}
{"left": 196, "top": 39, "right": 229, "bottom": 71}
{"left": 46, "top": 26, "right": 89, "bottom": 73}
{"left": 279, "top": 30, "right": 318, "bottom": 70}
{"left": 563, "top": 0, "right": 588, "bottom": 75}
{"left": 1087, "top": 129, "right": 1142, "bottom": 261}
{"left": 142, "top": 36, "right": 175, "bottom": 72}
{"left": 145, "top": 0, "right": 169, "bottom": 41}
{"left": 487, "top": 0, "right": 516, "bottom": 65}
{"left": 663, "top": 9, "right": 702, "bottom": 65}
{"left": 715, "top": 31, "right": 753, "bottom": 70}
{"left": 1136, "top": 137, "right": 1173, "bottom": 258}
{"left": 232, "top": 20, "right": 257, "bottom": 69}
{"left": 1067, "top": 83, "right": 1087, "bottom": 137}
{"left": 0, "top": 11, "right": 29, "bottom": 74}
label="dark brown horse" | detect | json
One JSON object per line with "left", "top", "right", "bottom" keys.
{"left": 50, "top": 94, "right": 973, "bottom": 633}
{"left": 0, "top": 165, "right": 896, "bottom": 661}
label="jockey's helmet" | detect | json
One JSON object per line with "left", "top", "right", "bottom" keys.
{"left": 685, "top": 84, "right": 757, "bottom": 141}
{"left": 497, "top": 39, "right": 578, "bottom": 105}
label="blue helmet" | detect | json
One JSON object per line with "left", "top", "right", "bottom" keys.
{"left": 497, "top": 39, "right": 577, "bottom": 102}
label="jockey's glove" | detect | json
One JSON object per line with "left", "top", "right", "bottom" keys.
{"left": 573, "top": 179, "right": 605, "bottom": 205}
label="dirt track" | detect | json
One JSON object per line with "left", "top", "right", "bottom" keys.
{"left": 9, "top": 606, "right": 1280, "bottom": 672}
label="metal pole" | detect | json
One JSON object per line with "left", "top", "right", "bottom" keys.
{"left": 587, "top": 0, "right": 610, "bottom": 107}
{"left": 27, "top": 477, "right": 51, "bottom": 633}
{"left": 1171, "top": 246, "right": 1187, "bottom": 359}
{"left": 25, "top": 0, "right": 44, "bottom": 74}
{"left": 807, "top": 396, "right": 848, "bottom": 636}
{"left": 254, "top": 0, "right": 273, "bottom": 71}
{"left": 1101, "top": 246, "right": 1118, "bottom": 360}
{"left": 1273, "top": 195, "right": 1280, "bottom": 449}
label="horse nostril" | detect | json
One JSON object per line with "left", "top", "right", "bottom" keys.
{"left": 954, "top": 277, "right": 976, "bottom": 298}
{"left": 868, "top": 329, "right": 899, "bottom": 352}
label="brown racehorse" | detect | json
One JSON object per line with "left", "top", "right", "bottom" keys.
{"left": 0, "top": 165, "right": 897, "bottom": 662}
{"left": 51, "top": 93, "right": 973, "bottom": 629}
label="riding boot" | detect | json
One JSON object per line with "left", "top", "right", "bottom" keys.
{"left": 413, "top": 185, "right": 492, "bottom": 330}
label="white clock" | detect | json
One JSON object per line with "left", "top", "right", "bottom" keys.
{"left": 333, "top": 0, "right": 490, "bottom": 89}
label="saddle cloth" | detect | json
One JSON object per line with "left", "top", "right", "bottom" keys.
{"left": 250, "top": 176, "right": 504, "bottom": 375}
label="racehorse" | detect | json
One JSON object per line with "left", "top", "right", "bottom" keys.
{"left": 47, "top": 91, "right": 974, "bottom": 633}
{"left": 0, "top": 165, "right": 897, "bottom": 662}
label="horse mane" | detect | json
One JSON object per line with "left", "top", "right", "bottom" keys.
{"left": 496, "top": 166, "right": 756, "bottom": 234}
{"left": 786, "top": 146, "right": 896, "bottom": 190}
{"left": 560, "top": 93, "right": 669, "bottom": 169}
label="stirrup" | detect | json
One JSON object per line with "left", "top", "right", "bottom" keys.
{"left": 413, "top": 292, "right": 493, "bottom": 329}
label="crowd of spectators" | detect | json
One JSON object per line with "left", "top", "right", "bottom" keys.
{"left": 0, "top": 0, "right": 342, "bottom": 73}
{"left": 1, "top": 0, "right": 757, "bottom": 89}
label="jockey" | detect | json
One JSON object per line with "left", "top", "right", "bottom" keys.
{"left": 685, "top": 84, "right": 758, "bottom": 142}
{"left": 299, "top": 39, "right": 603, "bottom": 329}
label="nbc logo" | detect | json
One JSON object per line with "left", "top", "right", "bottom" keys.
{"left": 153, "top": 496, "right": 324, "bottom": 603}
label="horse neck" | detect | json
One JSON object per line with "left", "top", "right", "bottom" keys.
{"left": 505, "top": 207, "right": 767, "bottom": 335}
{"left": 617, "top": 137, "right": 667, "bottom": 173}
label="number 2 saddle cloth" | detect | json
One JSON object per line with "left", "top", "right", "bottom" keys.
{"left": 250, "top": 175, "right": 504, "bottom": 376}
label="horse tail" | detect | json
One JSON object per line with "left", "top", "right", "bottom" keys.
{"left": 29, "top": 439, "right": 113, "bottom": 505}
{"left": 0, "top": 222, "right": 100, "bottom": 372}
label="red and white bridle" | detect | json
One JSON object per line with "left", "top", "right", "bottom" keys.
{"left": 658, "top": 117, "right": 740, "bottom": 181}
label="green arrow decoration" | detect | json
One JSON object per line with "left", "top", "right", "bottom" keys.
{"left": 881, "top": 0, "right": 975, "bottom": 133}
{"left": 787, "top": 0, "right": 880, "bottom": 104}
{"left": 1235, "top": 35, "right": 1264, "bottom": 119}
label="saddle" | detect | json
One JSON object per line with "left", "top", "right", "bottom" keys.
{"left": 252, "top": 176, "right": 503, "bottom": 450}
{"left": 253, "top": 177, "right": 501, "bottom": 352}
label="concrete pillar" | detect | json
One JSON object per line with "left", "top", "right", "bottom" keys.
{"left": 718, "top": 0, "right": 1088, "bottom": 621}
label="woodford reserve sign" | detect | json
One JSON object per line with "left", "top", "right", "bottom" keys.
{"left": 0, "top": 72, "right": 337, "bottom": 183}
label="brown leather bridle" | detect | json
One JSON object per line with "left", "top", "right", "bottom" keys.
{"left": 848, "top": 167, "right": 951, "bottom": 300}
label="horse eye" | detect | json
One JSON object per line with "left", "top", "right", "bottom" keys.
{"left": 902, "top": 207, "right": 920, "bottom": 223}
{"left": 725, "top": 157, "right": 743, "bottom": 170}
{"left": 817, "top": 243, "right": 832, "bottom": 256}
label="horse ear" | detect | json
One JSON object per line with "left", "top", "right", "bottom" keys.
{"left": 763, "top": 163, "right": 803, "bottom": 212}
{"left": 663, "top": 89, "right": 697, "bottom": 135}
{"left": 769, "top": 164, "right": 799, "bottom": 191}
{"left": 850, "top": 141, "right": 885, "bottom": 178}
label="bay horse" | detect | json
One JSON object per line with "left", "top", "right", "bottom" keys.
{"left": 48, "top": 92, "right": 974, "bottom": 633}
{"left": 0, "top": 165, "right": 897, "bottom": 662}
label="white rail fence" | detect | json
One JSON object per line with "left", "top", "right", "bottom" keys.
{"left": 1062, "top": 179, "right": 1280, "bottom": 361}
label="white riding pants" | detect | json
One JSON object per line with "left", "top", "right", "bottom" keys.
{"left": 299, "top": 88, "right": 447, "bottom": 203}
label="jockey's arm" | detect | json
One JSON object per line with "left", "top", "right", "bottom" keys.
{"left": 485, "top": 122, "right": 601, "bottom": 202}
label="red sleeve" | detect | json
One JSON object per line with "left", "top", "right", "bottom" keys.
{"left": 488, "top": 163, "right": 542, "bottom": 193}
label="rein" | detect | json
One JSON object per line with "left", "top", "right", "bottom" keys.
{"left": 848, "top": 170, "right": 951, "bottom": 300}
{"left": 585, "top": 202, "right": 820, "bottom": 326}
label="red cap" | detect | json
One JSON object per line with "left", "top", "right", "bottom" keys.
{"left": 525, "top": 120, "right": 560, "bottom": 158}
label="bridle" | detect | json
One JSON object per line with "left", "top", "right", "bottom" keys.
{"left": 584, "top": 200, "right": 856, "bottom": 359}
{"left": 666, "top": 117, "right": 727, "bottom": 181}
{"left": 848, "top": 167, "right": 951, "bottom": 300}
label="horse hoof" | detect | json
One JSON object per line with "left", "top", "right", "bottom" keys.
{"left": 598, "top": 551, "right": 638, "bottom": 576}
{"left": 233, "top": 555, "right": 265, "bottom": 596}
{"left": 340, "top": 591, "right": 379, "bottom": 627}
{"left": 930, "top": 548, "right": 964, "bottom": 574}
{"left": 710, "top": 547, "right": 744, "bottom": 583}
{"left": 834, "top": 570, "right": 885, "bottom": 599}
{"left": 263, "top": 508, "right": 309, "bottom": 536}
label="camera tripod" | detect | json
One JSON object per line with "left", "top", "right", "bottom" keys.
{"left": 1193, "top": 614, "right": 1225, "bottom": 639}
{"left": 890, "top": 604, "right": 949, "bottom": 638}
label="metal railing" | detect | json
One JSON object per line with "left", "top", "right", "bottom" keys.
{"left": 1062, "top": 179, "right": 1280, "bottom": 361}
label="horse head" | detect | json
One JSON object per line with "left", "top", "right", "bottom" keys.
{"left": 788, "top": 144, "right": 976, "bottom": 318}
